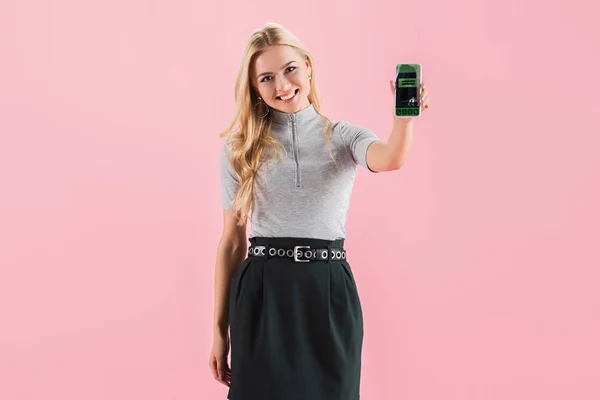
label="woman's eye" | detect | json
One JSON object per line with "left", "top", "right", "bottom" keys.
{"left": 261, "top": 67, "right": 296, "bottom": 83}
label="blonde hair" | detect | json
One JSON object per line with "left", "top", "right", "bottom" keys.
{"left": 219, "top": 22, "right": 335, "bottom": 226}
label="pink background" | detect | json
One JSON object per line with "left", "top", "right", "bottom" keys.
{"left": 1, "top": 1, "right": 599, "bottom": 399}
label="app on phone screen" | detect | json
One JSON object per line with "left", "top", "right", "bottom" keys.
{"left": 395, "top": 64, "right": 421, "bottom": 117}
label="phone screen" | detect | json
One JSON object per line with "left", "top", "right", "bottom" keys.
{"left": 395, "top": 64, "right": 420, "bottom": 117}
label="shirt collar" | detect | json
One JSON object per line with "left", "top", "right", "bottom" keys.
{"left": 270, "top": 103, "right": 319, "bottom": 126}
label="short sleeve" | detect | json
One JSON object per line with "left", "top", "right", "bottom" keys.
{"left": 336, "top": 120, "right": 381, "bottom": 173}
{"left": 220, "top": 142, "right": 239, "bottom": 210}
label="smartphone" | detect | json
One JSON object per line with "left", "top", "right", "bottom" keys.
{"left": 394, "top": 64, "right": 422, "bottom": 118}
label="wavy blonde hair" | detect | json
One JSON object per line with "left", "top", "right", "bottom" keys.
{"left": 219, "top": 22, "right": 336, "bottom": 226}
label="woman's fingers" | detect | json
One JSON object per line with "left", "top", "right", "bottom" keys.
{"left": 216, "top": 358, "right": 231, "bottom": 386}
{"left": 419, "top": 83, "right": 430, "bottom": 111}
{"left": 209, "top": 353, "right": 232, "bottom": 386}
{"left": 209, "top": 356, "right": 219, "bottom": 380}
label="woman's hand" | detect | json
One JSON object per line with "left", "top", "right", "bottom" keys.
{"left": 209, "top": 333, "right": 232, "bottom": 387}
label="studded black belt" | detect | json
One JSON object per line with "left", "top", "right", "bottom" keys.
{"left": 248, "top": 245, "right": 347, "bottom": 263}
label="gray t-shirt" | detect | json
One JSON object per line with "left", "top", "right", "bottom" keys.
{"left": 220, "top": 103, "right": 380, "bottom": 240}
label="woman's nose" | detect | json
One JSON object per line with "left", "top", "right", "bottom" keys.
{"left": 275, "top": 79, "right": 292, "bottom": 92}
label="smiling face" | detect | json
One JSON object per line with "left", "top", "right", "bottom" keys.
{"left": 252, "top": 44, "right": 312, "bottom": 114}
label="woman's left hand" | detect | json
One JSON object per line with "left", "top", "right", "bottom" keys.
{"left": 389, "top": 79, "right": 430, "bottom": 120}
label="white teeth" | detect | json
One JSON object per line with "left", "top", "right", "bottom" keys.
{"left": 278, "top": 90, "right": 296, "bottom": 100}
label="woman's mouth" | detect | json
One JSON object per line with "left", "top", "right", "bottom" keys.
{"left": 277, "top": 89, "right": 299, "bottom": 103}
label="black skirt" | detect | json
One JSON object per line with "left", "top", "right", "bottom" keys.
{"left": 227, "top": 236, "right": 364, "bottom": 400}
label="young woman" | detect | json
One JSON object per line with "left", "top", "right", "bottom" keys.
{"left": 209, "top": 22, "right": 429, "bottom": 400}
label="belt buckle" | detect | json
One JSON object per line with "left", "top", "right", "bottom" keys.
{"left": 294, "top": 245, "right": 310, "bottom": 262}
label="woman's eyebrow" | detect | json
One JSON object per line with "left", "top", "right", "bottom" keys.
{"left": 257, "top": 61, "right": 296, "bottom": 79}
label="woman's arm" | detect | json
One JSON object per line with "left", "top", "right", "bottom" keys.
{"left": 365, "top": 119, "right": 414, "bottom": 171}
{"left": 213, "top": 209, "right": 248, "bottom": 338}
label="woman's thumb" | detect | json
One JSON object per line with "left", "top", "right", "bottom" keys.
{"left": 217, "top": 358, "right": 226, "bottom": 380}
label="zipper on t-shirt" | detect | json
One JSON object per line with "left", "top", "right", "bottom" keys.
{"left": 291, "top": 114, "right": 302, "bottom": 188}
